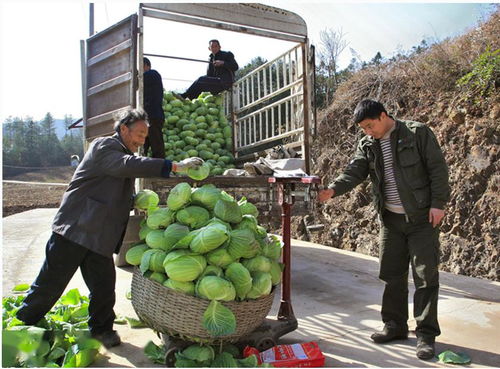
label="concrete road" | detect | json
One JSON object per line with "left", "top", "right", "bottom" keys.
{"left": 3, "top": 209, "right": 500, "bottom": 367}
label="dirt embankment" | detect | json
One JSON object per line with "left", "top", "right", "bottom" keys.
{"left": 291, "top": 12, "right": 500, "bottom": 281}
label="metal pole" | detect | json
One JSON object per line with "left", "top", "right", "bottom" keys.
{"left": 89, "top": 3, "right": 94, "bottom": 36}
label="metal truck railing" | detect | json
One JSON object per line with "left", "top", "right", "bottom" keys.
{"left": 231, "top": 45, "right": 305, "bottom": 158}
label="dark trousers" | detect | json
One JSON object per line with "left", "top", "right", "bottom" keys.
{"left": 182, "top": 76, "right": 231, "bottom": 100}
{"left": 144, "top": 117, "right": 165, "bottom": 159}
{"left": 16, "top": 232, "right": 116, "bottom": 335}
{"left": 379, "top": 210, "right": 441, "bottom": 338}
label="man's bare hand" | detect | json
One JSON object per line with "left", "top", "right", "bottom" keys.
{"left": 213, "top": 60, "right": 224, "bottom": 67}
{"left": 429, "top": 208, "right": 445, "bottom": 227}
{"left": 318, "top": 188, "right": 335, "bottom": 202}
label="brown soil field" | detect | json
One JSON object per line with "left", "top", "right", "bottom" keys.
{"left": 2, "top": 166, "right": 73, "bottom": 217}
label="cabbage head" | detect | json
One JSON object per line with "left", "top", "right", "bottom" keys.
{"left": 214, "top": 196, "right": 242, "bottom": 224}
{"left": 162, "top": 249, "right": 190, "bottom": 265}
{"left": 238, "top": 197, "right": 259, "bottom": 217}
{"left": 149, "top": 272, "right": 167, "bottom": 284}
{"left": 164, "top": 254, "right": 207, "bottom": 282}
{"left": 147, "top": 207, "right": 175, "bottom": 230}
{"left": 207, "top": 246, "right": 234, "bottom": 268}
{"left": 190, "top": 223, "right": 229, "bottom": 254}
{"left": 125, "top": 244, "right": 149, "bottom": 265}
{"left": 206, "top": 217, "right": 232, "bottom": 230}
{"left": 270, "top": 261, "right": 284, "bottom": 285}
{"left": 242, "top": 256, "right": 271, "bottom": 273}
{"left": 234, "top": 215, "right": 258, "bottom": 234}
{"left": 172, "top": 229, "right": 201, "bottom": 250}
{"left": 187, "top": 162, "right": 211, "bottom": 181}
{"left": 199, "top": 265, "right": 224, "bottom": 279}
{"left": 163, "top": 279, "right": 195, "bottom": 295}
{"left": 167, "top": 182, "right": 192, "bottom": 210}
{"left": 181, "top": 344, "right": 215, "bottom": 364}
{"left": 260, "top": 235, "right": 282, "bottom": 260}
{"left": 246, "top": 272, "right": 272, "bottom": 299}
{"left": 191, "top": 185, "right": 222, "bottom": 210}
{"left": 176, "top": 206, "right": 210, "bottom": 229}
{"left": 134, "top": 189, "right": 159, "bottom": 210}
{"left": 145, "top": 230, "right": 169, "bottom": 250}
{"left": 149, "top": 250, "right": 167, "bottom": 272}
{"left": 163, "top": 223, "right": 190, "bottom": 251}
{"left": 225, "top": 263, "right": 252, "bottom": 300}
{"left": 227, "top": 229, "right": 257, "bottom": 259}
{"left": 196, "top": 276, "right": 236, "bottom": 301}
{"left": 139, "top": 224, "right": 154, "bottom": 241}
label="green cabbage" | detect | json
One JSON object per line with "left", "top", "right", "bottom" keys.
{"left": 241, "top": 256, "right": 272, "bottom": 273}
{"left": 163, "top": 279, "right": 195, "bottom": 295}
{"left": 149, "top": 272, "right": 167, "bottom": 284}
{"left": 187, "top": 162, "right": 211, "bottom": 181}
{"left": 214, "top": 195, "right": 242, "bottom": 224}
{"left": 238, "top": 197, "right": 259, "bottom": 217}
{"left": 270, "top": 261, "right": 284, "bottom": 285}
{"left": 196, "top": 276, "right": 236, "bottom": 301}
{"left": 139, "top": 224, "right": 154, "bottom": 240}
{"left": 134, "top": 189, "right": 159, "bottom": 210}
{"left": 172, "top": 229, "right": 201, "bottom": 250}
{"left": 176, "top": 206, "right": 210, "bottom": 229}
{"left": 206, "top": 246, "right": 234, "bottom": 268}
{"left": 235, "top": 215, "right": 259, "bottom": 234}
{"left": 163, "top": 223, "right": 190, "bottom": 251}
{"left": 125, "top": 244, "right": 149, "bottom": 265}
{"left": 164, "top": 254, "right": 207, "bottom": 282}
{"left": 225, "top": 262, "right": 252, "bottom": 300}
{"left": 227, "top": 229, "right": 257, "bottom": 259}
{"left": 145, "top": 230, "right": 168, "bottom": 250}
{"left": 246, "top": 272, "right": 272, "bottom": 299}
{"left": 190, "top": 224, "right": 229, "bottom": 254}
{"left": 191, "top": 185, "right": 222, "bottom": 210}
{"left": 260, "top": 235, "right": 283, "bottom": 260}
{"left": 199, "top": 265, "right": 224, "bottom": 279}
{"left": 147, "top": 207, "right": 175, "bottom": 230}
{"left": 167, "top": 182, "right": 192, "bottom": 210}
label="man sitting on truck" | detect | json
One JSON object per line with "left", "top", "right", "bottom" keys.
{"left": 181, "top": 39, "right": 239, "bottom": 99}
{"left": 16, "top": 108, "right": 204, "bottom": 349}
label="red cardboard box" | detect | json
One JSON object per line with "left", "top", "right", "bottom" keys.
{"left": 244, "top": 341, "right": 325, "bottom": 367}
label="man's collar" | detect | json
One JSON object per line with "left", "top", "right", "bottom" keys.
{"left": 112, "top": 132, "right": 133, "bottom": 154}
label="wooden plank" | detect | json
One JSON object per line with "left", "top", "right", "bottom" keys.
{"left": 87, "top": 83, "right": 132, "bottom": 117}
{"left": 87, "top": 15, "right": 136, "bottom": 58}
{"left": 87, "top": 72, "right": 132, "bottom": 97}
{"left": 142, "top": 8, "right": 305, "bottom": 43}
{"left": 142, "top": 3, "right": 307, "bottom": 37}
{"left": 87, "top": 39, "right": 132, "bottom": 67}
{"left": 87, "top": 48, "right": 132, "bottom": 88}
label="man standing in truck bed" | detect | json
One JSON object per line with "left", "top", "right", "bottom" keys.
{"left": 143, "top": 57, "right": 165, "bottom": 158}
{"left": 319, "top": 99, "right": 450, "bottom": 360}
{"left": 181, "top": 39, "right": 239, "bottom": 99}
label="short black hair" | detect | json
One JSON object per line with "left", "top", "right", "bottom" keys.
{"left": 114, "top": 108, "right": 149, "bottom": 133}
{"left": 209, "top": 39, "right": 220, "bottom": 46}
{"left": 353, "top": 99, "right": 388, "bottom": 124}
{"left": 143, "top": 57, "right": 151, "bottom": 67}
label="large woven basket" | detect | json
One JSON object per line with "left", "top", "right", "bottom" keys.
{"left": 131, "top": 267, "right": 275, "bottom": 343}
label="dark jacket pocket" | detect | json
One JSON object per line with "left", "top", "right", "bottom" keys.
{"left": 77, "top": 197, "right": 108, "bottom": 231}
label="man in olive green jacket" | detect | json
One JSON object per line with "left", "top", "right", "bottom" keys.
{"left": 319, "top": 99, "right": 450, "bottom": 360}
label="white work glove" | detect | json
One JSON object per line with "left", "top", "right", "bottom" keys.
{"left": 174, "top": 157, "right": 204, "bottom": 173}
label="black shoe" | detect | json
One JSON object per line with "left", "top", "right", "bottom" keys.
{"left": 416, "top": 336, "right": 435, "bottom": 360}
{"left": 92, "top": 330, "right": 121, "bottom": 348}
{"left": 370, "top": 321, "right": 408, "bottom": 343}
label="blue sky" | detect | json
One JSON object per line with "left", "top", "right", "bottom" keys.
{"left": 0, "top": 1, "right": 495, "bottom": 122}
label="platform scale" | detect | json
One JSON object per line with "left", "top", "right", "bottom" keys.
{"left": 163, "top": 176, "right": 321, "bottom": 365}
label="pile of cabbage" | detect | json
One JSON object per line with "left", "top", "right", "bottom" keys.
{"left": 129, "top": 185, "right": 283, "bottom": 337}
{"left": 159, "top": 91, "right": 235, "bottom": 176}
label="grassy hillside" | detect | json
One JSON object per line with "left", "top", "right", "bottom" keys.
{"left": 300, "top": 10, "right": 499, "bottom": 280}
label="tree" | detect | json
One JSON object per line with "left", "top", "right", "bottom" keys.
{"left": 370, "top": 52, "right": 383, "bottom": 65}
{"left": 317, "top": 27, "right": 349, "bottom": 106}
{"left": 39, "top": 112, "right": 65, "bottom": 166}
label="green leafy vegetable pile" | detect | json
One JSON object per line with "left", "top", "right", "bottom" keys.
{"left": 129, "top": 185, "right": 283, "bottom": 337}
{"left": 158, "top": 91, "right": 235, "bottom": 176}
{"left": 144, "top": 340, "right": 273, "bottom": 368}
{"left": 2, "top": 287, "right": 101, "bottom": 368}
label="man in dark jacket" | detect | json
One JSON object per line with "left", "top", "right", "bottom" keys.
{"left": 143, "top": 57, "right": 165, "bottom": 158}
{"left": 16, "top": 109, "right": 203, "bottom": 348}
{"left": 318, "top": 99, "right": 450, "bottom": 360}
{"left": 181, "top": 39, "right": 238, "bottom": 99}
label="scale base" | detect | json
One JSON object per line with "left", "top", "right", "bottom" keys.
{"left": 161, "top": 317, "right": 298, "bottom": 366}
